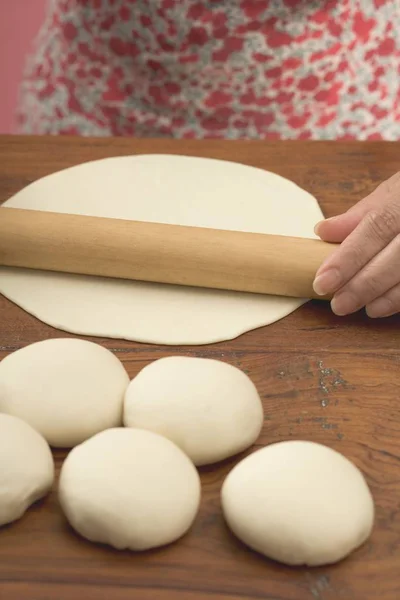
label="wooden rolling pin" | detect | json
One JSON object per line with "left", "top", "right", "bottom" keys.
{"left": 0, "top": 207, "right": 337, "bottom": 300}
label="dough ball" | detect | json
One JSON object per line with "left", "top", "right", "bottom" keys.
{"left": 123, "top": 357, "right": 263, "bottom": 466}
{"left": 59, "top": 428, "right": 201, "bottom": 550}
{"left": 221, "top": 440, "right": 374, "bottom": 566}
{"left": 0, "top": 339, "right": 129, "bottom": 447}
{"left": 0, "top": 414, "right": 54, "bottom": 526}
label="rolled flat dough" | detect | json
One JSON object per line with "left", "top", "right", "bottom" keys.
{"left": 0, "top": 155, "right": 323, "bottom": 345}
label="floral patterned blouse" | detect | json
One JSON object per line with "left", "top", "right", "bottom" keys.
{"left": 17, "top": 0, "right": 400, "bottom": 140}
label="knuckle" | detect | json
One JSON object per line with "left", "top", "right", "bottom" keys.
{"left": 362, "top": 273, "right": 384, "bottom": 298}
{"left": 345, "top": 242, "right": 368, "bottom": 271}
{"left": 385, "top": 286, "right": 400, "bottom": 308}
{"left": 384, "top": 171, "right": 400, "bottom": 195}
{"left": 365, "top": 207, "right": 400, "bottom": 240}
{"left": 347, "top": 274, "right": 380, "bottom": 306}
{"left": 384, "top": 296, "right": 396, "bottom": 313}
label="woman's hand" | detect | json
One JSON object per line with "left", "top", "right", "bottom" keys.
{"left": 313, "top": 172, "right": 400, "bottom": 318}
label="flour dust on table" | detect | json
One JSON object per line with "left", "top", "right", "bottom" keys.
{"left": 0, "top": 155, "right": 323, "bottom": 345}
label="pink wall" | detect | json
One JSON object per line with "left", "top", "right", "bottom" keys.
{"left": 0, "top": 1, "right": 47, "bottom": 133}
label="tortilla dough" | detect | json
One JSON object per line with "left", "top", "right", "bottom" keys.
{"left": 0, "top": 338, "right": 129, "bottom": 447}
{"left": 0, "top": 413, "right": 54, "bottom": 526}
{"left": 221, "top": 441, "right": 374, "bottom": 566}
{"left": 0, "top": 155, "right": 323, "bottom": 345}
{"left": 59, "top": 428, "right": 201, "bottom": 550}
{"left": 124, "top": 356, "right": 263, "bottom": 465}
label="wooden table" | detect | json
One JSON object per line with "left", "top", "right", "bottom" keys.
{"left": 0, "top": 136, "right": 399, "bottom": 600}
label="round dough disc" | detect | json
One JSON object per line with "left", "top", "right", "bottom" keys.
{"left": 59, "top": 428, "right": 201, "bottom": 550}
{"left": 124, "top": 356, "right": 264, "bottom": 466}
{"left": 221, "top": 440, "right": 374, "bottom": 566}
{"left": 0, "top": 155, "right": 323, "bottom": 345}
{"left": 0, "top": 339, "right": 129, "bottom": 447}
{"left": 0, "top": 413, "right": 54, "bottom": 526}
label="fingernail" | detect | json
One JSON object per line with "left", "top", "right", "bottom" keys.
{"left": 313, "top": 268, "right": 341, "bottom": 296}
{"left": 331, "top": 292, "right": 357, "bottom": 316}
{"left": 314, "top": 217, "right": 336, "bottom": 236}
{"left": 314, "top": 221, "right": 323, "bottom": 235}
{"left": 366, "top": 298, "right": 392, "bottom": 318}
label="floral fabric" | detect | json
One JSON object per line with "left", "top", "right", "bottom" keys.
{"left": 17, "top": 0, "right": 400, "bottom": 140}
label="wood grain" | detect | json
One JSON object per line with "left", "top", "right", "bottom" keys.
{"left": 0, "top": 136, "right": 399, "bottom": 600}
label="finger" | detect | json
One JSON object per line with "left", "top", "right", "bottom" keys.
{"left": 314, "top": 196, "right": 374, "bottom": 243}
{"left": 315, "top": 173, "right": 400, "bottom": 243}
{"left": 366, "top": 282, "right": 400, "bottom": 318}
{"left": 315, "top": 192, "right": 379, "bottom": 243}
{"left": 330, "top": 234, "right": 400, "bottom": 316}
{"left": 313, "top": 200, "right": 400, "bottom": 297}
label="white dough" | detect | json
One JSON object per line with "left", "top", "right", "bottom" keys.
{"left": 124, "top": 357, "right": 263, "bottom": 466}
{"left": 59, "top": 428, "right": 201, "bottom": 550}
{"left": 0, "top": 155, "right": 323, "bottom": 345}
{"left": 0, "top": 339, "right": 129, "bottom": 447}
{"left": 221, "top": 440, "right": 374, "bottom": 566}
{"left": 0, "top": 414, "right": 54, "bottom": 526}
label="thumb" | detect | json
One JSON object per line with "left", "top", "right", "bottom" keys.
{"left": 314, "top": 189, "right": 382, "bottom": 243}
